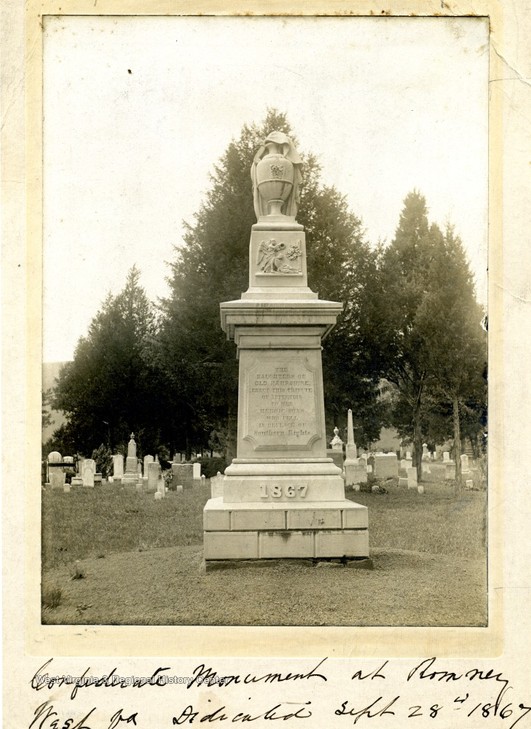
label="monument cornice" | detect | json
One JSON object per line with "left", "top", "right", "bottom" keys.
{"left": 220, "top": 298, "right": 343, "bottom": 340}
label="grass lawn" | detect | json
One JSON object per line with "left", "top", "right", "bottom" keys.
{"left": 41, "top": 480, "right": 487, "bottom": 626}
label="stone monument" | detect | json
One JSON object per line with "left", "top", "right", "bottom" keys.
{"left": 344, "top": 409, "right": 367, "bottom": 489}
{"left": 122, "top": 433, "right": 139, "bottom": 486}
{"left": 202, "top": 131, "right": 369, "bottom": 564}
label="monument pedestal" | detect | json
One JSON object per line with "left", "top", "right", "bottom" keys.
{"left": 203, "top": 134, "right": 369, "bottom": 564}
{"left": 203, "top": 281, "right": 369, "bottom": 562}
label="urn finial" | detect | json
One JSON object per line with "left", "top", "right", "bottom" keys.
{"left": 251, "top": 131, "right": 302, "bottom": 223}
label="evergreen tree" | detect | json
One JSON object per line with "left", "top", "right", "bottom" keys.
{"left": 378, "top": 191, "right": 438, "bottom": 477}
{"left": 377, "top": 192, "right": 487, "bottom": 483}
{"left": 416, "top": 224, "right": 487, "bottom": 487}
{"left": 51, "top": 266, "right": 161, "bottom": 455}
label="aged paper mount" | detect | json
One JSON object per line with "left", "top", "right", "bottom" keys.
{"left": 2, "top": 0, "right": 531, "bottom": 726}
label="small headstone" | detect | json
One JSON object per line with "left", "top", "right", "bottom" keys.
{"left": 176, "top": 484, "right": 183, "bottom": 494}
{"left": 147, "top": 461, "right": 161, "bottom": 493}
{"left": 465, "top": 479, "right": 474, "bottom": 490}
{"left": 144, "top": 455, "right": 154, "bottom": 475}
{"left": 113, "top": 454, "right": 124, "bottom": 478}
{"left": 82, "top": 459, "right": 96, "bottom": 487}
{"left": 154, "top": 492, "right": 162, "bottom": 501}
{"left": 63, "top": 483, "right": 71, "bottom": 493}
{"left": 422, "top": 444, "right": 430, "bottom": 461}
{"left": 406, "top": 451, "right": 412, "bottom": 460}
{"left": 49, "top": 467, "right": 65, "bottom": 490}
{"left": 192, "top": 462, "right": 201, "bottom": 480}
{"left": 48, "top": 451, "right": 62, "bottom": 463}
{"left": 172, "top": 463, "right": 194, "bottom": 490}
{"left": 460, "top": 454, "right": 470, "bottom": 472}
{"left": 71, "top": 477, "right": 83, "bottom": 487}
{"left": 407, "top": 466, "right": 417, "bottom": 488}
{"left": 94, "top": 472, "right": 102, "bottom": 485}
{"left": 373, "top": 453, "right": 398, "bottom": 479}
{"left": 443, "top": 451, "right": 450, "bottom": 462}
{"left": 417, "top": 485, "right": 425, "bottom": 494}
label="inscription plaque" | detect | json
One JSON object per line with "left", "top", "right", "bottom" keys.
{"left": 243, "top": 358, "right": 320, "bottom": 451}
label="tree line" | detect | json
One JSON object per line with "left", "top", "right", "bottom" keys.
{"left": 46, "top": 110, "right": 486, "bottom": 481}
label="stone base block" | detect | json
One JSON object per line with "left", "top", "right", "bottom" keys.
{"left": 222, "top": 474, "right": 346, "bottom": 503}
{"left": 204, "top": 497, "right": 368, "bottom": 530}
{"left": 315, "top": 530, "right": 369, "bottom": 557}
{"left": 203, "top": 497, "right": 369, "bottom": 561}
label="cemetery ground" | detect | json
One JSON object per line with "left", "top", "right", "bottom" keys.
{"left": 42, "top": 480, "right": 487, "bottom": 626}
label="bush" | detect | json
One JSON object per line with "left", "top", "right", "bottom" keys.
{"left": 91, "top": 443, "right": 113, "bottom": 479}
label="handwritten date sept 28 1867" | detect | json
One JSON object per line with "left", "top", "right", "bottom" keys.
{"left": 29, "top": 656, "right": 531, "bottom": 729}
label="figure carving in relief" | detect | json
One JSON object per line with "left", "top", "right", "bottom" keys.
{"left": 257, "top": 239, "right": 302, "bottom": 274}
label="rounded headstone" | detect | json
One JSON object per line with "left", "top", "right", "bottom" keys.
{"left": 48, "top": 451, "right": 62, "bottom": 463}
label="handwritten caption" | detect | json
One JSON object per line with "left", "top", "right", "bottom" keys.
{"left": 28, "top": 657, "right": 530, "bottom": 729}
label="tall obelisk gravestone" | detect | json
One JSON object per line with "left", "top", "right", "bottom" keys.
{"left": 203, "top": 131, "right": 369, "bottom": 563}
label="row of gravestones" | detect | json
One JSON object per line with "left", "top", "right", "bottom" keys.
{"left": 45, "top": 452, "right": 101, "bottom": 491}
{"left": 112, "top": 455, "right": 204, "bottom": 500}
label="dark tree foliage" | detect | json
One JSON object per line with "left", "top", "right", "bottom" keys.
{"left": 158, "top": 109, "right": 382, "bottom": 456}
{"left": 376, "top": 191, "right": 487, "bottom": 481}
{"left": 51, "top": 266, "right": 162, "bottom": 456}
{"left": 416, "top": 224, "right": 487, "bottom": 485}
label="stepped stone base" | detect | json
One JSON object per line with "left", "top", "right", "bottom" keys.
{"left": 203, "top": 497, "right": 369, "bottom": 561}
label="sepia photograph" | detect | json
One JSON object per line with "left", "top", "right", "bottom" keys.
{"left": 40, "top": 15, "right": 489, "bottom": 627}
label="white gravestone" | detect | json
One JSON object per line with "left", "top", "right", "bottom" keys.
{"left": 113, "top": 454, "right": 124, "bottom": 479}
{"left": 373, "top": 453, "right": 398, "bottom": 479}
{"left": 407, "top": 467, "right": 418, "bottom": 488}
{"left": 147, "top": 462, "right": 161, "bottom": 493}
{"left": 47, "top": 452, "right": 65, "bottom": 489}
{"left": 82, "top": 459, "right": 96, "bottom": 487}
{"left": 123, "top": 434, "right": 139, "bottom": 485}
{"left": 344, "top": 409, "right": 367, "bottom": 487}
{"left": 192, "top": 462, "right": 201, "bottom": 480}
{"left": 144, "top": 455, "right": 154, "bottom": 478}
{"left": 50, "top": 469, "right": 65, "bottom": 489}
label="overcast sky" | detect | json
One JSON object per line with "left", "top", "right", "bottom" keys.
{"left": 43, "top": 15, "right": 489, "bottom": 363}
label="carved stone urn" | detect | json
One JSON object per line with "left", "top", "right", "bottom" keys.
{"left": 255, "top": 140, "right": 295, "bottom": 217}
